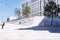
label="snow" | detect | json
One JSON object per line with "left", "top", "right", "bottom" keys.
{"left": 1, "top": 16, "right": 60, "bottom": 40}
{"left": 4, "top": 16, "right": 44, "bottom": 30}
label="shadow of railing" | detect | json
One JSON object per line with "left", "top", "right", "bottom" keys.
{"left": 17, "top": 17, "right": 60, "bottom": 33}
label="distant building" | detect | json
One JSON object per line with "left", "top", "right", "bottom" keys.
{"left": 21, "top": 0, "right": 58, "bottom": 16}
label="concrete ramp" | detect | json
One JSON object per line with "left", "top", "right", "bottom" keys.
{"left": 4, "top": 16, "right": 44, "bottom": 30}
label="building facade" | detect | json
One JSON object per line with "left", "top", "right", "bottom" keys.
{"left": 21, "top": 0, "right": 58, "bottom": 16}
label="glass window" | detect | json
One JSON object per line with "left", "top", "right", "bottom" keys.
{"left": 22, "top": 2, "right": 28, "bottom": 7}
{"left": 40, "top": 1, "right": 41, "bottom": 11}
{"left": 26, "top": 2, "right": 28, "bottom": 5}
{"left": 31, "top": 0, "right": 37, "bottom": 3}
{"left": 31, "top": 5, "right": 39, "bottom": 13}
{"left": 22, "top": 4, "right": 25, "bottom": 7}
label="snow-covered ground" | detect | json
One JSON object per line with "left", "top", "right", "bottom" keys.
{"left": 0, "top": 30, "right": 60, "bottom": 40}
{"left": 4, "top": 16, "right": 60, "bottom": 30}
{"left": 0, "top": 16, "right": 60, "bottom": 40}
{"left": 4, "top": 16, "right": 44, "bottom": 30}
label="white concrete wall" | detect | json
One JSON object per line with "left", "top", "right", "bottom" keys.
{"left": 30, "top": 0, "right": 45, "bottom": 16}
{"left": 9, "top": 17, "right": 18, "bottom": 21}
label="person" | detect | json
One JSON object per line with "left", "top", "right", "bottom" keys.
{"left": 2, "top": 22, "right": 5, "bottom": 29}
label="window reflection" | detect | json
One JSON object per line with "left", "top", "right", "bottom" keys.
{"left": 31, "top": 0, "right": 37, "bottom": 3}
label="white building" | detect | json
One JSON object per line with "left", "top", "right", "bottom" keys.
{"left": 21, "top": 0, "right": 58, "bottom": 16}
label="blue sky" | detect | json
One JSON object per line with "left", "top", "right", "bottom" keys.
{"left": 0, "top": 0, "right": 26, "bottom": 22}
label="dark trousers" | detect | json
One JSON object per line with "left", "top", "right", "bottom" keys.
{"left": 2, "top": 25, "right": 4, "bottom": 29}
{"left": 2, "top": 23, "right": 5, "bottom": 29}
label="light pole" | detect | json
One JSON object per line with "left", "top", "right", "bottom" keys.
{"left": 0, "top": 0, "right": 4, "bottom": 23}
{"left": 1, "top": 0, "right": 4, "bottom": 29}
{"left": 2, "top": 0, "right": 4, "bottom": 23}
